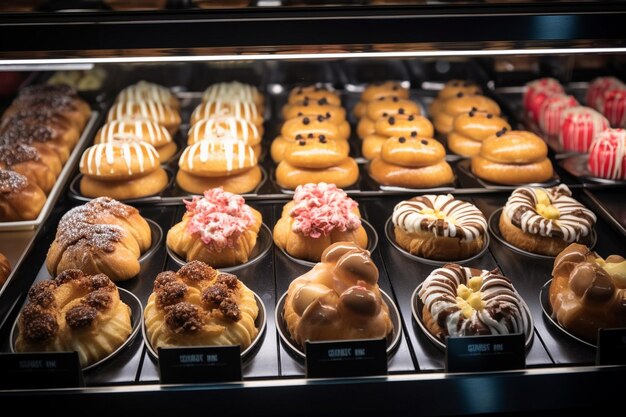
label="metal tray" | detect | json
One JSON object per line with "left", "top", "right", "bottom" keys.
{"left": 488, "top": 208, "right": 597, "bottom": 260}
{"left": 411, "top": 283, "right": 535, "bottom": 351}
{"left": 10, "top": 288, "right": 143, "bottom": 372}
{"left": 560, "top": 154, "right": 626, "bottom": 185}
{"left": 384, "top": 217, "right": 491, "bottom": 267}
{"left": 142, "top": 291, "right": 268, "bottom": 363}
{"left": 166, "top": 222, "right": 273, "bottom": 273}
{"left": 274, "top": 219, "right": 378, "bottom": 268}
{"left": 275, "top": 289, "right": 402, "bottom": 361}
{"left": 0, "top": 111, "right": 99, "bottom": 231}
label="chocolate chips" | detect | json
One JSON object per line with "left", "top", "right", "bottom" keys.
{"left": 496, "top": 127, "right": 508, "bottom": 137}
{"left": 408, "top": 115, "right": 415, "bottom": 121}
{"left": 399, "top": 137, "right": 406, "bottom": 143}
{"left": 388, "top": 116, "right": 396, "bottom": 125}
{"left": 487, "top": 114, "right": 493, "bottom": 119}
{"left": 295, "top": 134, "right": 302, "bottom": 140}
{"left": 421, "top": 139, "right": 429, "bottom": 145}
{"left": 398, "top": 108, "right": 405, "bottom": 115}
{"left": 319, "top": 135, "right": 327, "bottom": 144}
{"left": 299, "top": 140, "right": 306, "bottom": 146}
{"left": 302, "top": 117, "right": 310, "bottom": 125}
{"left": 411, "top": 131, "right": 418, "bottom": 137}
{"left": 317, "top": 115, "right": 324, "bottom": 122}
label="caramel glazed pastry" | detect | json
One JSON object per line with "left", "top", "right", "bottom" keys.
{"left": 428, "top": 80, "right": 482, "bottom": 120}
{"left": 0, "top": 251, "right": 11, "bottom": 288}
{"left": 0, "top": 169, "right": 46, "bottom": 222}
{"left": 46, "top": 197, "right": 152, "bottom": 282}
{"left": 356, "top": 95, "right": 421, "bottom": 140}
{"left": 418, "top": 264, "right": 527, "bottom": 340}
{"left": 176, "top": 137, "right": 261, "bottom": 194}
{"left": 549, "top": 243, "right": 626, "bottom": 342}
{"left": 362, "top": 113, "right": 434, "bottom": 161}
{"left": 15, "top": 270, "right": 132, "bottom": 368}
{"left": 354, "top": 81, "right": 410, "bottom": 120}
{"left": 434, "top": 94, "right": 501, "bottom": 136}
{"left": 144, "top": 261, "right": 259, "bottom": 350}
{"left": 499, "top": 185, "right": 597, "bottom": 257}
{"left": 392, "top": 194, "right": 487, "bottom": 261}
{"left": 283, "top": 242, "right": 394, "bottom": 347}
{"left": 447, "top": 109, "right": 511, "bottom": 157}
{"left": 79, "top": 136, "right": 168, "bottom": 200}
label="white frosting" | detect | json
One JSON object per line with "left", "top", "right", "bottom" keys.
{"left": 179, "top": 137, "right": 256, "bottom": 172}
{"left": 191, "top": 99, "right": 260, "bottom": 124}
{"left": 559, "top": 106, "right": 609, "bottom": 152}
{"left": 80, "top": 136, "right": 158, "bottom": 176}
{"left": 201, "top": 81, "right": 259, "bottom": 104}
{"left": 588, "top": 128, "right": 626, "bottom": 180}
{"left": 601, "top": 89, "right": 626, "bottom": 128}
{"left": 392, "top": 194, "right": 486, "bottom": 241}
{"left": 98, "top": 118, "right": 172, "bottom": 146}
{"left": 188, "top": 116, "right": 259, "bottom": 145}
{"left": 116, "top": 81, "right": 175, "bottom": 105}
{"left": 107, "top": 100, "right": 177, "bottom": 125}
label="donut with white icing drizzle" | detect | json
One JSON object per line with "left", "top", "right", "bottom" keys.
{"left": 187, "top": 116, "right": 261, "bottom": 151}
{"left": 190, "top": 99, "right": 263, "bottom": 130}
{"left": 202, "top": 81, "right": 263, "bottom": 108}
{"left": 499, "top": 184, "right": 597, "bottom": 256}
{"left": 107, "top": 100, "right": 181, "bottom": 134}
{"left": 116, "top": 81, "right": 180, "bottom": 109}
{"left": 418, "top": 264, "right": 526, "bottom": 339}
{"left": 559, "top": 106, "right": 609, "bottom": 153}
{"left": 392, "top": 194, "right": 487, "bottom": 261}
{"left": 95, "top": 118, "right": 176, "bottom": 162}
{"left": 588, "top": 128, "right": 626, "bottom": 180}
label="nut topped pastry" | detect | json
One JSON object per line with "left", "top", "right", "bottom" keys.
{"left": 418, "top": 264, "right": 526, "bottom": 340}
{"left": 144, "top": 260, "right": 259, "bottom": 351}
{"left": 283, "top": 242, "right": 394, "bottom": 347}
{"left": 46, "top": 197, "right": 151, "bottom": 281}
{"left": 15, "top": 270, "right": 133, "bottom": 367}
{"left": 392, "top": 194, "right": 487, "bottom": 261}
{"left": 499, "top": 185, "right": 597, "bottom": 256}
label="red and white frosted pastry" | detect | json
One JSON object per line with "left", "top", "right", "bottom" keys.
{"left": 538, "top": 94, "right": 578, "bottom": 136}
{"left": 166, "top": 187, "right": 263, "bottom": 268}
{"left": 524, "top": 78, "right": 564, "bottom": 123}
{"left": 586, "top": 76, "right": 624, "bottom": 111}
{"left": 559, "top": 106, "right": 610, "bottom": 152}
{"left": 599, "top": 88, "right": 626, "bottom": 128}
{"left": 588, "top": 128, "right": 626, "bottom": 180}
{"left": 273, "top": 182, "right": 368, "bottom": 262}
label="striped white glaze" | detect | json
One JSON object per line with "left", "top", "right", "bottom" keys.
{"left": 107, "top": 100, "right": 179, "bottom": 125}
{"left": 179, "top": 137, "right": 256, "bottom": 172}
{"left": 80, "top": 136, "right": 159, "bottom": 176}
{"left": 187, "top": 116, "right": 259, "bottom": 145}
{"left": 116, "top": 81, "right": 176, "bottom": 105}
{"left": 392, "top": 194, "right": 486, "bottom": 241}
{"left": 191, "top": 100, "right": 260, "bottom": 124}
{"left": 587, "top": 77, "right": 624, "bottom": 110}
{"left": 503, "top": 184, "right": 596, "bottom": 242}
{"left": 588, "top": 128, "right": 626, "bottom": 180}
{"left": 418, "top": 264, "right": 525, "bottom": 337}
{"left": 97, "top": 118, "right": 172, "bottom": 146}
{"left": 538, "top": 94, "right": 578, "bottom": 136}
{"left": 600, "top": 88, "right": 626, "bottom": 128}
{"left": 559, "top": 106, "right": 609, "bottom": 152}
{"left": 201, "top": 81, "right": 260, "bottom": 104}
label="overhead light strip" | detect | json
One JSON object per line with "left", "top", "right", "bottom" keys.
{"left": 1, "top": 47, "right": 625, "bottom": 67}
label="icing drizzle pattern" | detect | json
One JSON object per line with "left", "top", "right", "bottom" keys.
{"left": 392, "top": 194, "right": 486, "bottom": 241}
{"left": 202, "top": 82, "right": 259, "bottom": 104}
{"left": 98, "top": 118, "right": 171, "bottom": 146}
{"left": 116, "top": 81, "right": 175, "bottom": 105}
{"left": 80, "top": 136, "right": 159, "bottom": 176}
{"left": 188, "top": 116, "right": 259, "bottom": 145}
{"left": 191, "top": 100, "right": 260, "bottom": 123}
{"left": 504, "top": 184, "right": 596, "bottom": 242}
{"left": 107, "top": 100, "right": 178, "bottom": 124}
{"left": 180, "top": 137, "right": 257, "bottom": 172}
{"left": 588, "top": 128, "right": 626, "bottom": 180}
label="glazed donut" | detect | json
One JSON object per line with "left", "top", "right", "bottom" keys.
{"left": 479, "top": 130, "right": 548, "bottom": 164}
{"left": 588, "top": 128, "right": 626, "bottom": 180}
{"left": 144, "top": 261, "right": 259, "bottom": 351}
{"left": 354, "top": 81, "right": 409, "bottom": 119}
{"left": 273, "top": 183, "right": 368, "bottom": 262}
{"left": 447, "top": 109, "right": 511, "bottom": 157}
{"left": 281, "top": 114, "right": 349, "bottom": 142}
{"left": 191, "top": 100, "right": 264, "bottom": 132}
{"left": 559, "top": 106, "right": 609, "bottom": 153}
{"left": 275, "top": 136, "right": 358, "bottom": 189}
{"left": 356, "top": 96, "right": 420, "bottom": 139}
{"left": 369, "top": 158, "right": 454, "bottom": 189}
{"left": 288, "top": 84, "right": 341, "bottom": 107}
{"left": 271, "top": 134, "right": 349, "bottom": 164}
{"left": 587, "top": 76, "right": 624, "bottom": 110}
{"left": 600, "top": 88, "right": 626, "bottom": 128}
{"left": 95, "top": 119, "right": 177, "bottom": 163}
{"left": 202, "top": 81, "right": 264, "bottom": 109}
{"left": 523, "top": 78, "right": 564, "bottom": 122}
{"left": 362, "top": 113, "right": 434, "bottom": 160}
{"left": 0, "top": 169, "right": 46, "bottom": 221}
{"left": 0, "top": 251, "right": 10, "bottom": 288}
{"left": 392, "top": 194, "right": 487, "bottom": 261}
{"left": 434, "top": 94, "right": 501, "bottom": 135}
{"left": 79, "top": 137, "right": 168, "bottom": 200}
{"left": 428, "top": 80, "right": 482, "bottom": 118}
{"left": 166, "top": 188, "right": 262, "bottom": 268}
{"left": 499, "top": 185, "right": 596, "bottom": 256}
{"left": 538, "top": 94, "right": 578, "bottom": 136}
{"left": 15, "top": 270, "right": 132, "bottom": 368}
{"left": 472, "top": 156, "right": 553, "bottom": 185}
{"left": 45, "top": 197, "right": 152, "bottom": 281}
{"left": 0, "top": 143, "right": 60, "bottom": 194}
{"left": 116, "top": 80, "right": 180, "bottom": 109}
{"left": 418, "top": 264, "right": 526, "bottom": 340}
{"left": 380, "top": 135, "right": 445, "bottom": 167}
{"left": 283, "top": 242, "right": 393, "bottom": 346}
{"left": 549, "top": 243, "right": 626, "bottom": 342}
{"left": 187, "top": 116, "right": 262, "bottom": 152}
{"left": 282, "top": 98, "right": 347, "bottom": 125}
{"left": 107, "top": 100, "right": 181, "bottom": 135}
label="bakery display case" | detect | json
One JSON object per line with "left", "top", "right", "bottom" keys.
{"left": 1, "top": 2, "right": 626, "bottom": 416}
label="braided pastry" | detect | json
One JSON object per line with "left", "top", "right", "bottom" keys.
{"left": 0, "top": 143, "right": 61, "bottom": 194}
{"left": 144, "top": 261, "right": 259, "bottom": 351}
{"left": 15, "top": 270, "right": 132, "bottom": 367}
{"left": 46, "top": 197, "right": 151, "bottom": 281}
{"left": 0, "top": 169, "right": 46, "bottom": 222}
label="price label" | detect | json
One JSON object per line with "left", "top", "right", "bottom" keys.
{"left": 0, "top": 352, "right": 82, "bottom": 389}
{"left": 446, "top": 333, "right": 525, "bottom": 373}
{"left": 305, "top": 338, "right": 387, "bottom": 379}
{"left": 596, "top": 327, "right": 626, "bottom": 366}
{"left": 158, "top": 346, "right": 242, "bottom": 384}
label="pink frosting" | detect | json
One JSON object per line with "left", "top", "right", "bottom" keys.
{"left": 184, "top": 187, "right": 255, "bottom": 251}
{"left": 290, "top": 182, "right": 361, "bottom": 238}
